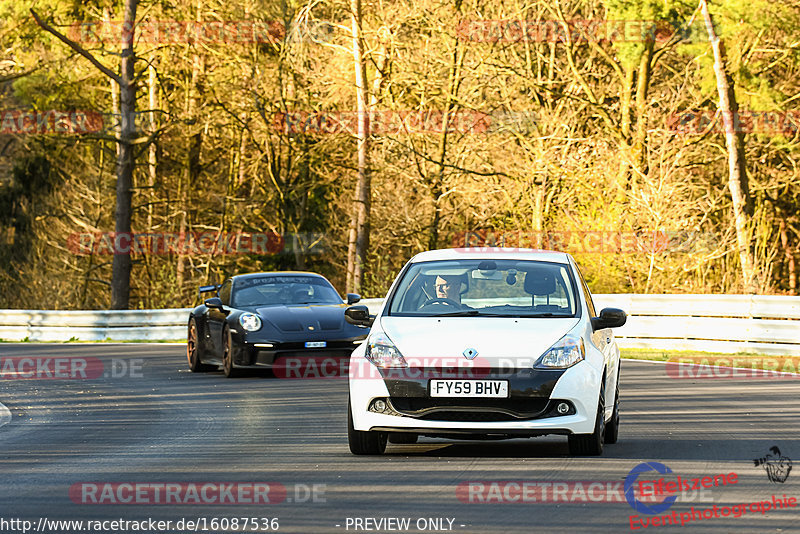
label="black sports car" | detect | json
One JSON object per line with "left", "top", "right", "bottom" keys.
{"left": 187, "top": 272, "right": 369, "bottom": 377}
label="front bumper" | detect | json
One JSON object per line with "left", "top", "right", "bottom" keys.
{"left": 230, "top": 336, "right": 365, "bottom": 370}
{"left": 349, "top": 358, "right": 601, "bottom": 436}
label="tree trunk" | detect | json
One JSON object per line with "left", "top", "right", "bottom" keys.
{"left": 429, "top": 40, "right": 464, "bottom": 250}
{"left": 110, "top": 0, "right": 138, "bottom": 309}
{"left": 778, "top": 214, "right": 796, "bottom": 293}
{"left": 30, "top": 3, "right": 139, "bottom": 309}
{"left": 616, "top": 39, "right": 653, "bottom": 199}
{"left": 176, "top": 53, "right": 204, "bottom": 294}
{"left": 346, "top": 0, "right": 370, "bottom": 294}
{"left": 700, "top": 0, "right": 756, "bottom": 292}
{"left": 630, "top": 38, "right": 655, "bottom": 188}
{"left": 147, "top": 63, "right": 158, "bottom": 231}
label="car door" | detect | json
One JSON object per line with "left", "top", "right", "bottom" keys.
{"left": 207, "top": 279, "right": 233, "bottom": 357}
{"left": 574, "top": 262, "right": 619, "bottom": 419}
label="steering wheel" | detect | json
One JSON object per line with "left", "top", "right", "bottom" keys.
{"left": 419, "top": 297, "right": 461, "bottom": 310}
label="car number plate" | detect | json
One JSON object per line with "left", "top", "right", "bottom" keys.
{"left": 430, "top": 380, "right": 509, "bottom": 398}
{"left": 304, "top": 341, "right": 327, "bottom": 348}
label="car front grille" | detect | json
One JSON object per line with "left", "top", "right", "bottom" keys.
{"left": 274, "top": 350, "right": 353, "bottom": 359}
{"left": 388, "top": 397, "right": 550, "bottom": 421}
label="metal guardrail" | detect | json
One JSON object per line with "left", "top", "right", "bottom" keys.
{"left": 1, "top": 295, "right": 799, "bottom": 355}
{"left": 0, "top": 309, "right": 193, "bottom": 342}
{"left": 593, "top": 294, "right": 800, "bottom": 355}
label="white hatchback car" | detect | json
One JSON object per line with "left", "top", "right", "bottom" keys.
{"left": 345, "top": 248, "right": 626, "bottom": 455}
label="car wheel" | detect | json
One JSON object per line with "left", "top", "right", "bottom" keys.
{"left": 568, "top": 380, "right": 605, "bottom": 456}
{"left": 347, "top": 396, "right": 387, "bottom": 455}
{"left": 187, "top": 319, "right": 215, "bottom": 372}
{"left": 388, "top": 433, "right": 418, "bottom": 444}
{"left": 222, "top": 325, "right": 244, "bottom": 378}
{"left": 604, "top": 370, "right": 620, "bottom": 444}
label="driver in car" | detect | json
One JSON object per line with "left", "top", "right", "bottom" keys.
{"left": 434, "top": 274, "right": 464, "bottom": 304}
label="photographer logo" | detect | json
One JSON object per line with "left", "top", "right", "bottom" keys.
{"left": 753, "top": 447, "right": 792, "bottom": 483}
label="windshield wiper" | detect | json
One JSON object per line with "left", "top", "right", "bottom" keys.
{"left": 430, "top": 310, "right": 573, "bottom": 318}
{"left": 431, "top": 310, "right": 506, "bottom": 317}
{"left": 514, "top": 313, "right": 572, "bottom": 318}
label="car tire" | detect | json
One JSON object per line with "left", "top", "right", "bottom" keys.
{"left": 568, "top": 381, "right": 605, "bottom": 456}
{"left": 187, "top": 318, "right": 215, "bottom": 372}
{"left": 604, "top": 370, "right": 620, "bottom": 444}
{"left": 222, "top": 325, "right": 244, "bottom": 378}
{"left": 347, "top": 396, "right": 387, "bottom": 455}
{"left": 388, "top": 433, "right": 418, "bottom": 444}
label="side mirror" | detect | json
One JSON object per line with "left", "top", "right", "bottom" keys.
{"left": 591, "top": 308, "right": 627, "bottom": 331}
{"left": 204, "top": 297, "right": 224, "bottom": 310}
{"left": 345, "top": 305, "right": 373, "bottom": 327}
{"left": 346, "top": 293, "right": 361, "bottom": 305}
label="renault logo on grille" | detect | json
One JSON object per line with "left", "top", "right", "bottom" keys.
{"left": 463, "top": 348, "right": 478, "bottom": 360}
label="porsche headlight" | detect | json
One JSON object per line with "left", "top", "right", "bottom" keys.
{"left": 535, "top": 335, "right": 585, "bottom": 369}
{"left": 239, "top": 313, "right": 262, "bottom": 332}
{"left": 365, "top": 332, "right": 408, "bottom": 368}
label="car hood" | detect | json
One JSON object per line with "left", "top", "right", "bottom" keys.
{"left": 253, "top": 304, "right": 348, "bottom": 333}
{"left": 378, "top": 316, "right": 581, "bottom": 365}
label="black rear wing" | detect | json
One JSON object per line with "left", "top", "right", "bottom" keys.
{"left": 199, "top": 284, "right": 220, "bottom": 297}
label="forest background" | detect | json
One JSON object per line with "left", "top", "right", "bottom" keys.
{"left": 1, "top": 0, "right": 799, "bottom": 310}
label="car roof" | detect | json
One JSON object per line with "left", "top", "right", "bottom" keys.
{"left": 232, "top": 271, "right": 327, "bottom": 281}
{"left": 409, "top": 247, "right": 572, "bottom": 264}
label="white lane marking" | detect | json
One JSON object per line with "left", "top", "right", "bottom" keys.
{"left": 0, "top": 401, "right": 11, "bottom": 428}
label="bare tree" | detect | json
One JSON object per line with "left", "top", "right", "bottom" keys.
{"left": 31, "top": 0, "right": 139, "bottom": 309}
{"left": 699, "top": 0, "right": 756, "bottom": 291}
{"left": 346, "top": 0, "right": 370, "bottom": 293}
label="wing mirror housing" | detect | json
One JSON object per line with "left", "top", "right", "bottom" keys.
{"left": 345, "top": 305, "right": 373, "bottom": 327}
{"left": 204, "top": 297, "right": 224, "bottom": 310}
{"left": 199, "top": 284, "right": 219, "bottom": 296}
{"left": 346, "top": 293, "right": 361, "bottom": 305}
{"left": 591, "top": 308, "right": 627, "bottom": 331}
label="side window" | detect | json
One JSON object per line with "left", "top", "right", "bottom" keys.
{"left": 218, "top": 279, "right": 232, "bottom": 306}
{"left": 576, "top": 267, "right": 597, "bottom": 318}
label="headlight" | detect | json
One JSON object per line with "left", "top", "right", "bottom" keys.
{"left": 365, "top": 332, "right": 408, "bottom": 368}
{"left": 239, "top": 313, "right": 262, "bottom": 332}
{"left": 535, "top": 335, "right": 585, "bottom": 369}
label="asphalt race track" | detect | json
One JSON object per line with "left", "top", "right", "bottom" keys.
{"left": 1, "top": 344, "right": 798, "bottom": 534}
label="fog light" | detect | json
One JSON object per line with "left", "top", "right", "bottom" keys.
{"left": 373, "top": 399, "right": 387, "bottom": 412}
{"left": 557, "top": 402, "right": 570, "bottom": 414}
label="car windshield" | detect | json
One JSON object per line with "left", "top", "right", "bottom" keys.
{"left": 231, "top": 275, "right": 342, "bottom": 307}
{"left": 387, "top": 259, "right": 578, "bottom": 317}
